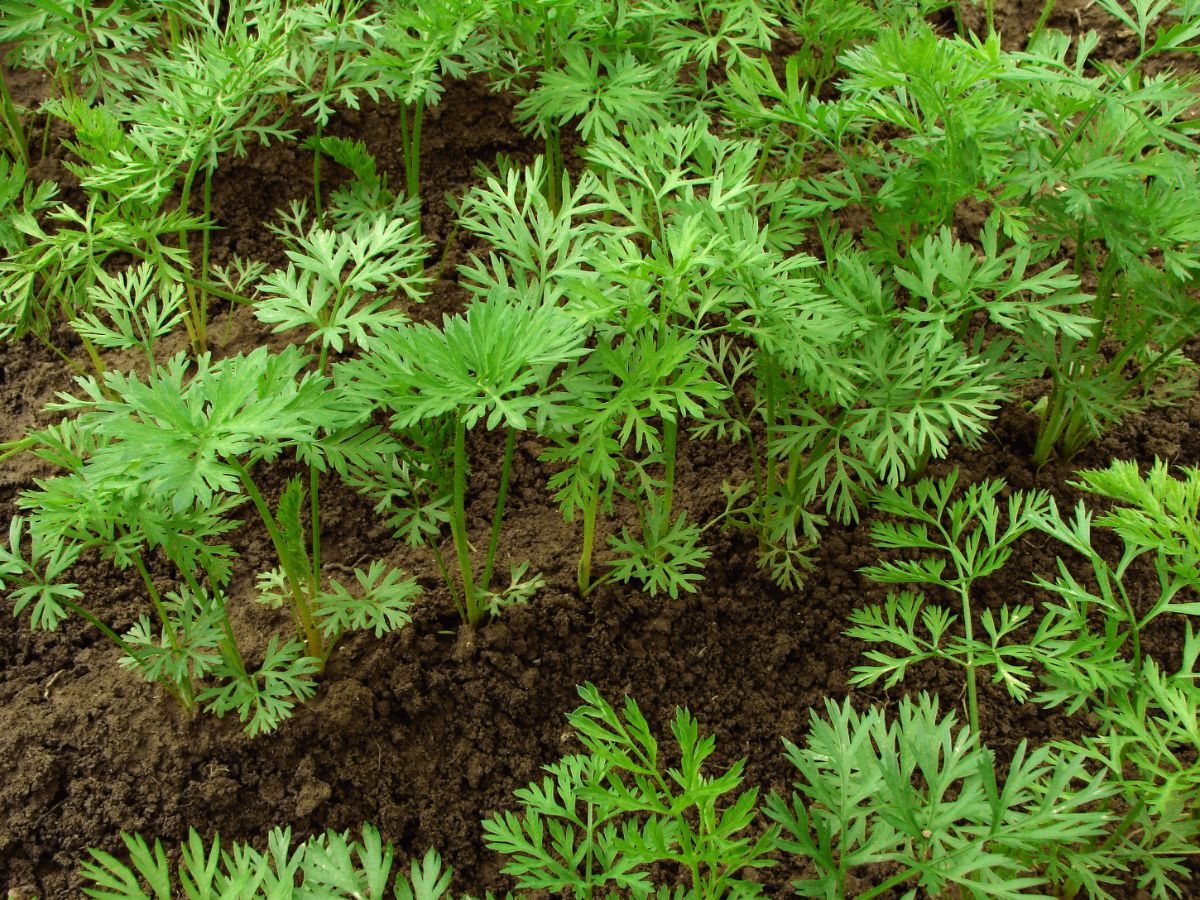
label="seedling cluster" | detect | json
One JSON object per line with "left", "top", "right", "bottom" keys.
{"left": 0, "top": 0, "right": 1198, "bottom": 896}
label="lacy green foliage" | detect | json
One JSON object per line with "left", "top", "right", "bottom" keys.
{"left": 80, "top": 826, "right": 463, "bottom": 900}
{"left": 482, "top": 683, "right": 777, "bottom": 898}
{"left": 844, "top": 461, "right": 1200, "bottom": 896}
{"left": 0, "top": 347, "right": 418, "bottom": 735}
{"left": 285, "top": 0, "right": 386, "bottom": 130}
{"left": 766, "top": 693, "right": 1116, "bottom": 899}
{"left": 848, "top": 470, "right": 1054, "bottom": 733}
{"left": 81, "top": 684, "right": 1156, "bottom": 898}
{"left": 726, "top": 5, "right": 1200, "bottom": 465}
{"left": 367, "top": 0, "right": 496, "bottom": 204}
{"left": 0, "top": 0, "right": 165, "bottom": 101}
{"left": 1028, "top": 460, "right": 1200, "bottom": 894}
{"left": 343, "top": 288, "right": 587, "bottom": 623}
{"left": 257, "top": 198, "right": 430, "bottom": 354}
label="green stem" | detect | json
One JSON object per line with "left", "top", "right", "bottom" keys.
{"left": 312, "top": 120, "right": 324, "bottom": 222}
{"left": 39, "top": 334, "right": 88, "bottom": 378}
{"left": 1033, "top": 348, "right": 1073, "bottom": 467}
{"left": 856, "top": 864, "right": 920, "bottom": 900}
{"left": 436, "top": 222, "right": 460, "bottom": 281}
{"left": 761, "top": 355, "right": 778, "bottom": 535}
{"left": 405, "top": 97, "right": 424, "bottom": 205}
{"left": 578, "top": 481, "right": 599, "bottom": 596}
{"left": 1085, "top": 253, "right": 1121, "bottom": 360}
{"left": 398, "top": 103, "right": 409, "bottom": 191}
{"left": 481, "top": 426, "right": 516, "bottom": 598}
{"left": 199, "top": 167, "right": 214, "bottom": 345}
{"left": 540, "top": 9, "right": 562, "bottom": 212}
{"left": 0, "top": 436, "right": 34, "bottom": 464}
{"left": 0, "top": 67, "right": 29, "bottom": 166}
{"left": 450, "top": 414, "right": 479, "bottom": 624}
{"left": 430, "top": 539, "right": 466, "bottom": 622}
{"left": 79, "top": 334, "right": 106, "bottom": 381}
{"left": 176, "top": 161, "right": 205, "bottom": 355}
{"left": 545, "top": 126, "right": 563, "bottom": 212}
{"left": 231, "top": 459, "right": 324, "bottom": 659}
{"left": 130, "top": 550, "right": 196, "bottom": 709}
{"left": 1027, "top": 0, "right": 1058, "bottom": 46}
{"left": 310, "top": 345, "right": 330, "bottom": 595}
{"left": 61, "top": 597, "right": 134, "bottom": 658}
{"left": 960, "top": 584, "right": 981, "bottom": 736}
{"left": 662, "top": 416, "right": 678, "bottom": 522}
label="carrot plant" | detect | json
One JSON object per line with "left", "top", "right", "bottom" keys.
{"left": 1, "top": 345, "right": 418, "bottom": 735}
{"left": 724, "top": 7, "right": 1200, "bottom": 470}
{"left": 0, "top": 0, "right": 164, "bottom": 104}
{"left": 343, "top": 288, "right": 587, "bottom": 625}
{"left": 849, "top": 460, "right": 1200, "bottom": 894}
{"left": 109, "top": 0, "right": 295, "bottom": 353}
{"left": 847, "top": 470, "right": 1055, "bottom": 736}
{"left": 0, "top": 66, "right": 28, "bottom": 165}
{"left": 1014, "top": 5, "right": 1200, "bottom": 464}
{"left": 766, "top": 693, "right": 1116, "bottom": 899}
{"left": 482, "top": 683, "right": 778, "bottom": 898}
{"left": 284, "top": 0, "right": 385, "bottom": 222}
{"left": 0, "top": 2, "right": 296, "bottom": 364}
{"left": 368, "top": 0, "right": 496, "bottom": 221}
{"left": 1030, "top": 461, "right": 1200, "bottom": 890}
{"left": 0, "top": 144, "right": 192, "bottom": 376}
{"left": 79, "top": 826, "right": 455, "bottom": 899}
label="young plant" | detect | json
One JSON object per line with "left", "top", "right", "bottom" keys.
{"left": 2, "top": 346, "right": 418, "bottom": 735}
{"left": 254, "top": 196, "right": 429, "bottom": 622}
{"left": 1021, "top": 86, "right": 1200, "bottom": 462}
{"left": 0, "top": 0, "right": 164, "bottom": 103}
{"left": 284, "top": 0, "right": 386, "bottom": 221}
{"left": 0, "top": 67, "right": 28, "bottom": 165}
{"left": 483, "top": 682, "right": 778, "bottom": 898}
{"left": 108, "top": 0, "right": 295, "bottom": 353}
{"left": 757, "top": 0, "right": 882, "bottom": 95}
{"left": 765, "top": 693, "right": 1116, "bottom": 899}
{"left": 80, "top": 825, "right": 459, "bottom": 900}
{"left": 343, "top": 287, "right": 587, "bottom": 625}
{"left": 999, "top": 458, "right": 1200, "bottom": 896}
{"left": 0, "top": 97, "right": 205, "bottom": 369}
{"left": 367, "top": 0, "right": 496, "bottom": 216}
{"left": 847, "top": 470, "right": 1054, "bottom": 736}
{"left": 482, "top": 0, "right": 667, "bottom": 210}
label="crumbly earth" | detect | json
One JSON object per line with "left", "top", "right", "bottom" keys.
{"left": 2, "top": 3, "right": 1198, "bottom": 896}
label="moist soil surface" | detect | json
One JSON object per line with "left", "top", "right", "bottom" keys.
{"left": 3, "top": 2, "right": 1200, "bottom": 897}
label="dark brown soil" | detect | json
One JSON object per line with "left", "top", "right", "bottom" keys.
{"left": 3, "top": 3, "right": 1199, "bottom": 897}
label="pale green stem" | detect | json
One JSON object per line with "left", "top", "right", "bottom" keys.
{"left": 1028, "top": 0, "right": 1058, "bottom": 46}
{"left": 199, "top": 167, "right": 214, "bottom": 343}
{"left": 480, "top": 426, "right": 516, "bottom": 597}
{"left": 578, "top": 481, "right": 599, "bottom": 596}
{"left": 310, "top": 344, "right": 331, "bottom": 595}
{"left": 450, "top": 414, "right": 480, "bottom": 624}
{"left": 0, "top": 68, "right": 28, "bottom": 165}
{"left": 230, "top": 459, "right": 324, "bottom": 659}
{"left": 312, "top": 120, "right": 324, "bottom": 222}
{"left": 959, "top": 583, "right": 980, "bottom": 736}
{"left": 661, "top": 416, "right": 678, "bottom": 522}
{"left": 405, "top": 96, "right": 424, "bottom": 205}
{"left": 429, "top": 539, "right": 466, "bottom": 622}
{"left": 176, "top": 160, "right": 206, "bottom": 354}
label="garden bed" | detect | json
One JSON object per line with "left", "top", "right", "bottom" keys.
{"left": 2, "top": 0, "right": 1200, "bottom": 897}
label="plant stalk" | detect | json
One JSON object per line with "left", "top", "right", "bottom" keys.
{"left": 231, "top": 459, "right": 325, "bottom": 659}
{"left": 481, "top": 426, "right": 516, "bottom": 597}
{"left": 450, "top": 414, "right": 480, "bottom": 624}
